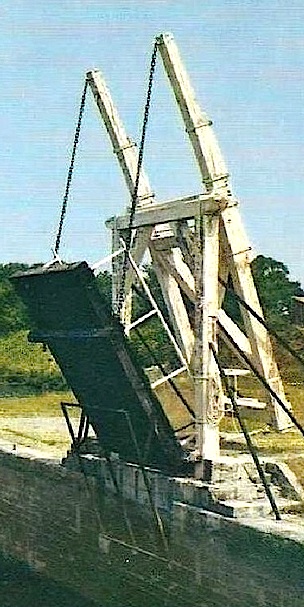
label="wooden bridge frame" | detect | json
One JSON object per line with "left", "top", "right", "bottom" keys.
{"left": 86, "top": 33, "right": 291, "bottom": 467}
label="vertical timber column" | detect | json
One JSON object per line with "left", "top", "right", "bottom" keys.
{"left": 193, "top": 212, "right": 220, "bottom": 473}
{"left": 105, "top": 216, "right": 133, "bottom": 327}
{"left": 110, "top": 217, "right": 123, "bottom": 316}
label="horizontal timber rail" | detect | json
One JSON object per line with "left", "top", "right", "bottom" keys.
{"left": 105, "top": 193, "right": 223, "bottom": 230}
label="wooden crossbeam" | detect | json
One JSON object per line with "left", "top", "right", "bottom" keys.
{"left": 106, "top": 194, "right": 222, "bottom": 230}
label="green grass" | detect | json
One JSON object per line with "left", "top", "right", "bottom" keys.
{"left": 0, "top": 331, "right": 79, "bottom": 455}
{"left": 0, "top": 330, "right": 66, "bottom": 395}
{"left": 0, "top": 331, "right": 53, "bottom": 371}
{"left": 0, "top": 426, "right": 72, "bottom": 456}
{"left": 0, "top": 392, "right": 81, "bottom": 457}
{"left": 0, "top": 391, "right": 76, "bottom": 417}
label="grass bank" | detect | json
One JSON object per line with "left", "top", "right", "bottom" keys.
{"left": 0, "top": 330, "right": 66, "bottom": 396}
{"left": 0, "top": 392, "right": 81, "bottom": 458}
{"left": 0, "top": 391, "right": 74, "bottom": 417}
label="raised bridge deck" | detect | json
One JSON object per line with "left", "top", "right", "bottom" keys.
{"left": 12, "top": 262, "right": 185, "bottom": 473}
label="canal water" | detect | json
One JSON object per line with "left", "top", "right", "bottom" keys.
{"left": 0, "top": 555, "right": 100, "bottom": 607}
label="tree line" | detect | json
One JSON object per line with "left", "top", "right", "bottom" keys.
{"left": 0, "top": 256, "right": 303, "bottom": 393}
{"left": 0, "top": 256, "right": 303, "bottom": 339}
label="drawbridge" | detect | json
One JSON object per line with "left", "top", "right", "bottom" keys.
{"left": 11, "top": 33, "right": 302, "bottom": 485}
{"left": 12, "top": 262, "right": 185, "bottom": 474}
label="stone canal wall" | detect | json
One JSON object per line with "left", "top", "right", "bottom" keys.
{"left": 0, "top": 446, "right": 303, "bottom": 607}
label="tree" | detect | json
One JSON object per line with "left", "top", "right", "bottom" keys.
{"left": 2, "top": 256, "right": 303, "bottom": 377}
{"left": 251, "top": 255, "right": 303, "bottom": 323}
{"left": 96, "top": 270, "right": 112, "bottom": 307}
{"left": 249, "top": 256, "right": 304, "bottom": 381}
{"left": 0, "top": 263, "right": 31, "bottom": 335}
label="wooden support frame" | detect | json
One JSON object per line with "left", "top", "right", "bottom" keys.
{"left": 87, "top": 33, "right": 292, "bottom": 470}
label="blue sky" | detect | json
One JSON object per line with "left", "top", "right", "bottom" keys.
{"left": 1, "top": 0, "right": 304, "bottom": 285}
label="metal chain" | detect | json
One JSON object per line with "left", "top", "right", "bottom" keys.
{"left": 54, "top": 78, "right": 88, "bottom": 255}
{"left": 117, "top": 42, "right": 158, "bottom": 316}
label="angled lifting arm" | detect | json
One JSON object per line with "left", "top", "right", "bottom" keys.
{"left": 87, "top": 69, "right": 155, "bottom": 322}
{"left": 87, "top": 70, "right": 155, "bottom": 205}
{"left": 156, "top": 32, "right": 229, "bottom": 194}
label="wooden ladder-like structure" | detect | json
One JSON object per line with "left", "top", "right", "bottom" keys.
{"left": 87, "top": 32, "right": 291, "bottom": 467}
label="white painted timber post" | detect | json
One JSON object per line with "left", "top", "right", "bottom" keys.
{"left": 110, "top": 217, "right": 122, "bottom": 316}
{"left": 193, "top": 212, "right": 221, "bottom": 474}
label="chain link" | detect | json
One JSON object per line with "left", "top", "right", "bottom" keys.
{"left": 54, "top": 78, "right": 88, "bottom": 255}
{"left": 117, "top": 42, "right": 158, "bottom": 316}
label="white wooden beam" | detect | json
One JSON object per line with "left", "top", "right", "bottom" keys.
{"left": 87, "top": 69, "right": 155, "bottom": 205}
{"left": 192, "top": 213, "right": 222, "bottom": 464}
{"left": 156, "top": 33, "right": 229, "bottom": 194}
{"left": 152, "top": 247, "right": 195, "bottom": 305}
{"left": 151, "top": 250, "right": 253, "bottom": 372}
{"left": 151, "top": 365, "right": 187, "bottom": 389}
{"left": 106, "top": 193, "right": 222, "bottom": 231}
{"left": 218, "top": 310, "right": 252, "bottom": 357}
{"left": 221, "top": 213, "right": 292, "bottom": 430}
{"left": 150, "top": 247, "right": 194, "bottom": 364}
